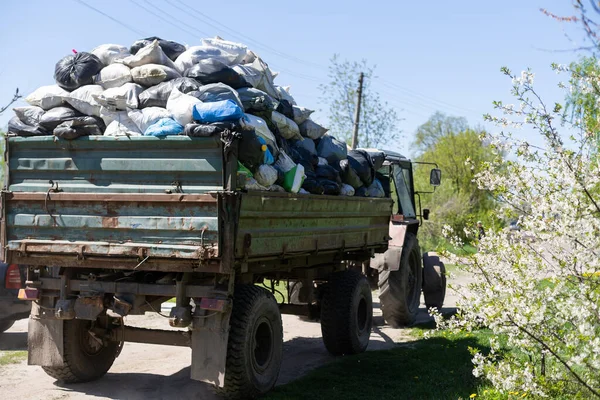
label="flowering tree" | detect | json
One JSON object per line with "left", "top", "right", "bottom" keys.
{"left": 434, "top": 64, "right": 600, "bottom": 398}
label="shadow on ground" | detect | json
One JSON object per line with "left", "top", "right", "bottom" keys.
{"left": 0, "top": 332, "right": 27, "bottom": 351}
{"left": 267, "top": 333, "right": 490, "bottom": 400}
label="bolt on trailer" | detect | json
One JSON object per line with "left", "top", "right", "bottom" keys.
{"left": 1, "top": 133, "right": 443, "bottom": 398}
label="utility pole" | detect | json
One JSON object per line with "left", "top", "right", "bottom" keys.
{"left": 351, "top": 72, "right": 364, "bottom": 150}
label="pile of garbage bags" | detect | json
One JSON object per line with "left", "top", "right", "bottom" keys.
{"left": 8, "top": 36, "right": 386, "bottom": 198}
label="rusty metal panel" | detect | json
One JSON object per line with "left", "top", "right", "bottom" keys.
{"left": 235, "top": 192, "right": 393, "bottom": 259}
{"left": 7, "top": 136, "right": 222, "bottom": 193}
{"left": 5, "top": 194, "right": 219, "bottom": 260}
{"left": 5, "top": 136, "right": 222, "bottom": 262}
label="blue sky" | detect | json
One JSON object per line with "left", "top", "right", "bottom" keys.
{"left": 0, "top": 0, "right": 586, "bottom": 156}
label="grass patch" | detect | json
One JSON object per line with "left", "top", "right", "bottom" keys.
{"left": 266, "top": 330, "right": 503, "bottom": 400}
{"left": 257, "top": 279, "right": 289, "bottom": 304}
{"left": 0, "top": 350, "right": 27, "bottom": 366}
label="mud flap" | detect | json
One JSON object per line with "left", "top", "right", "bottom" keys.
{"left": 27, "top": 303, "right": 65, "bottom": 367}
{"left": 190, "top": 308, "right": 232, "bottom": 387}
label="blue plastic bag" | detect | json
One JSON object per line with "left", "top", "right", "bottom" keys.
{"left": 192, "top": 99, "right": 244, "bottom": 123}
{"left": 258, "top": 137, "right": 274, "bottom": 164}
{"left": 144, "top": 117, "right": 184, "bottom": 137}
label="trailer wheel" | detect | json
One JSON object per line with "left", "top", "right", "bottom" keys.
{"left": 378, "top": 233, "right": 423, "bottom": 327}
{"left": 422, "top": 252, "right": 446, "bottom": 311}
{"left": 220, "top": 285, "right": 283, "bottom": 399}
{"left": 42, "top": 319, "right": 119, "bottom": 383}
{"left": 320, "top": 270, "right": 373, "bottom": 356}
{"left": 0, "top": 319, "right": 15, "bottom": 333}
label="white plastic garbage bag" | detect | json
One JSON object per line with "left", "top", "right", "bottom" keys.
{"left": 131, "top": 64, "right": 181, "bottom": 86}
{"left": 271, "top": 110, "right": 301, "bottom": 140}
{"left": 91, "top": 44, "right": 130, "bottom": 65}
{"left": 254, "top": 164, "right": 278, "bottom": 187}
{"left": 117, "top": 40, "right": 177, "bottom": 70}
{"left": 201, "top": 37, "right": 248, "bottom": 65}
{"left": 25, "top": 85, "right": 70, "bottom": 110}
{"left": 167, "top": 88, "right": 202, "bottom": 126}
{"left": 66, "top": 85, "right": 104, "bottom": 117}
{"left": 94, "top": 64, "right": 132, "bottom": 89}
{"left": 274, "top": 85, "right": 296, "bottom": 105}
{"left": 104, "top": 116, "right": 142, "bottom": 137}
{"left": 92, "top": 83, "right": 143, "bottom": 110}
{"left": 127, "top": 107, "right": 171, "bottom": 132}
{"left": 174, "top": 46, "right": 240, "bottom": 73}
{"left": 292, "top": 106, "right": 314, "bottom": 125}
{"left": 233, "top": 57, "right": 278, "bottom": 99}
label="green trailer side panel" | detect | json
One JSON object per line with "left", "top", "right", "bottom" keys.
{"left": 7, "top": 136, "right": 223, "bottom": 193}
{"left": 235, "top": 192, "right": 393, "bottom": 259}
{"left": 4, "top": 136, "right": 223, "bottom": 261}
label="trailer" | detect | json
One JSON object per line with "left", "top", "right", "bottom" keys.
{"left": 1, "top": 134, "right": 444, "bottom": 398}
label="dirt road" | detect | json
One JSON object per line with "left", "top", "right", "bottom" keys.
{"left": 0, "top": 269, "right": 470, "bottom": 400}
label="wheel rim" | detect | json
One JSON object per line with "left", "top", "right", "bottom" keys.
{"left": 407, "top": 250, "right": 420, "bottom": 309}
{"left": 79, "top": 324, "right": 104, "bottom": 356}
{"left": 252, "top": 317, "right": 274, "bottom": 374}
{"left": 356, "top": 296, "right": 368, "bottom": 334}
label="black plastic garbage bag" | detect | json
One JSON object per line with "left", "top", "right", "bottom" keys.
{"left": 273, "top": 164, "right": 286, "bottom": 186}
{"left": 319, "top": 179, "right": 341, "bottom": 195}
{"left": 184, "top": 59, "right": 248, "bottom": 89}
{"left": 39, "top": 106, "right": 83, "bottom": 130}
{"left": 54, "top": 52, "right": 104, "bottom": 91}
{"left": 237, "top": 88, "right": 275, "bottom": 113}
{"left": 130, "top": 37, "right": 186, "bottom": 61}
{"left": 138, "top": 77, "right": 200, "bottom": 108}
{"left": 7, "top": 116, "right": 50, "bottom": 137}
{"left": 238, "top": 130, "right": 264, "bottom": 172}
{"left": 183, "top": 121, "right": 238, "bottom": 137}
{"left": 189, "top": 83, "right": 244, "bottom": 110}
{"left": 302, "top": 178, "right": 324, "bottom": 195}
{"left": 355, "top": 186, "right": 369, "bottom": 197}
{"left": 315, "top": 164, "right": 341, "bottom": 183}
{"left": 292, "top": 137, "right": 317, "bottom": 156}
{"left": 288, "top": 146, "right": 318, "bottom": 167}
{"left": 13, "top": 106, "right": 45, "bottom": 126}
{"left": 276, "top": 99, "right": 294, "bottom": 120}
{"left": 54, "top": 116, "right": 105, "bottom": 140}
{"left": 335, "top": 159, "right": 363, "bottom": 189}
{"left": 317, "top": 135, "right": 347, "bottom": 163}
{"left": 348, "top": 150, "right": 375, "bottom": 187}
{"left": 364, "top": 149, "right": 386, "bottom": 170}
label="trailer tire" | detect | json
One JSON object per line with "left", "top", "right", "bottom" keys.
{"left": 378, "top": 233, "right": 422, "bottom": 328}
{"left": 42, "top": 319, "right": 119, "bottom": 383}
{"left": 422, "top": 252, "right": 446, "bottom": 311}
{"left": 0, "top": 319, "right": 15, "bottom": 333}
{"left": 320, "top": 270, "right": 372, "bottom": 356}
{"left": 219, "top": 285, "right": 283, "bottom": 399}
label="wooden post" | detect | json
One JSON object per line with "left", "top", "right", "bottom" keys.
{"left": 351, "top": 72, "right": 365, "bottom": 150}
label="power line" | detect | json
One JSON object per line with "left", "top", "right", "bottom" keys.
{"left": 167, "top": 0, "right": 327, "bottom": 70}
{"left": 73, "top": 0, "right": 148, "bottom": 37}
{"left": 375, "top": 76, "right": 480, "bottom": 115}
{"left": 129, "top": 0, "right": 204, "bottom": 41}
{"left": 142, "top": 0, "right": 212, "bottom": 39}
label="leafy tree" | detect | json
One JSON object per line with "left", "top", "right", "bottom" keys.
{"left": 319, "top": 55, "right": 401, "bottom": 149}
{"left": 435, "top": 66, "right": 600, "bottom": 399}
{"left": 412, "top": 113, "right": 499, "bottom": 249}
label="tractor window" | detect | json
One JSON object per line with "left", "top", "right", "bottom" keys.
{"left": 392, "top": 165, "right": 416, "bottom": 218}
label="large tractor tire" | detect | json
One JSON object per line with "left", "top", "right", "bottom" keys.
{"left": 0, "top": 319, "right": 15, "bottom": 333}
{"left": 320, "top": 270, "right": 373, "bottom": 356}
{"left": 378, "top": 233, "right": 423, "bottom": 328}
{"left": 219, "top": 285, "right": 283, "bottom": 399}
{"left": 422, "top": 252, "right": 447, "bottom": 311}
{"left": 42, "top": 319, "right": 120, "bottom": 383}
